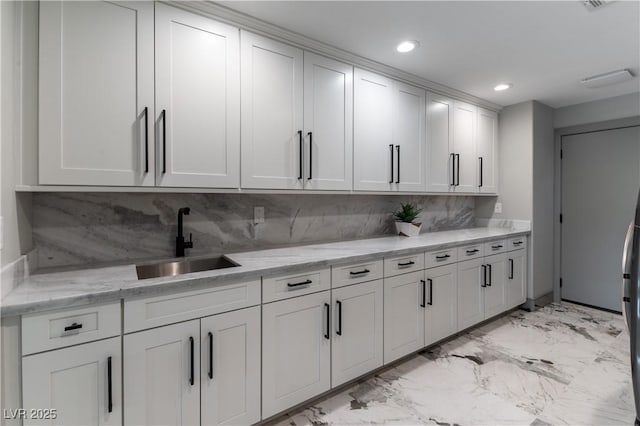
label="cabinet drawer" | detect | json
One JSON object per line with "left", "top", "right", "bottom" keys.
{"left": 124, "top": 279, "right": 260, "bottom": 333}
{"left": 332, "top": 260, "right": 383, "bottom": 288}
{"left": 384, "top": 253, "right": 424, "bottom": 277}
{"left": 263, "top": 268, "right": 331, "bottom": 303}
{"left": 458, "top": 244, "right": 484, "bottom": 260}
{"left": 425, "top": 248, "right": 458, "bottom": 269}
{"left": 484, "top": 239, "right": 507, "bottom": 255}
{"left": 22, "top": 302, "right": 121, "bottom": 355}
{"left": 508, "top": 236, "right": 527, "bottom": 251}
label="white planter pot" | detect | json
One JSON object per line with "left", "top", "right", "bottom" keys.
{"left": 395, "top": 222, "right": 422, "bottom": 237}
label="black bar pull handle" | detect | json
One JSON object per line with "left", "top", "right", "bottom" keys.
{"left": 455, "top": 154, "right": 460, "bottom": 186}
{"left": 143, "top": 107, "right": 149, "bottom": 173}
{"left": 189, "top": 336, "right": 194, "bottom": 386}
{"left": 349, "top": 269, "right": 370, "bottom": 276}
{"left": 396, "top": 145, "right": 400, "bottom": 184}
{"left": 435, "top": 254, "right": 451, "bottom": 260}
{"left": 428, "top": 278, "right": 433, "bottom": 306}
{"left": 64, "top": 322, "right": 83, "bottom": 332}
{"left": 420, "top": 280, "right": 426, "bottom": 308}
{"left": 487, "top": 264, "right": 492, "bottom": 287}
{"left": 466, "top": 249, "right": 479, "bottom": 255}
{"left": 161, "top": 109, "right": 167, "bottom": 174}
{"left": 509, "top": 259, "right": 514, "bottom": 280}
{"left": 450, "top": 153, "right": 455, "bottom": 186}
{"left": 491, "top": 244, "right": 503, "bottom": 250}
{"left": 481, "top": 264, "right": 487, "bottom": 287}
{"left": 398, "top": 260, "right": 415, "bottom": 267}
{"left": 389, "top": 144, "right": 394, "bottom": 184}
{"left": 298, "top": 130, "right": 303, "bottom": 180}
{"left": 324, "top": 303, "right": 330, "bottom": 340}
{"left": 287, "top": 279, "right": 312, "bottom": 288}
{"left": 336, "top": 300, "right": 342, "bottom": 336}
{"left": 307, "top": 132, "right": 313, "bottom": 180}
{"left": 479, "top": 156, "right": 483, "bottom": 188}
{"left": 513, "top": 241, "right": 523, "bottom": 246}
{"left": 208, "top": 332, "right": 213, "bottom": 380}
{"left": 107, "top": 356, "right": 113, "bottom": 413}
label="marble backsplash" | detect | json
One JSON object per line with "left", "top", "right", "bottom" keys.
{"left": 32, "top": 193, "right": 475, "bottom": 269}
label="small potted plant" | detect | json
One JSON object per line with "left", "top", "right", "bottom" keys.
{"left": 393, "top": 203, "right": 423, "bottom": 237}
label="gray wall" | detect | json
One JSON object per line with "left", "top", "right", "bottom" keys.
{"left": 532, "top": 101, "right": 555, "bottom": 299}
{"left": 32, "top": 193, "right": 475, "bottom": 269}
{"left": 554, "top": 92, "right": 640, "bottom": 129}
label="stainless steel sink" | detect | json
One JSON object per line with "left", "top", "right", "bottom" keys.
{"left": 136, "top": 256, "right": 240, "bottom": 280}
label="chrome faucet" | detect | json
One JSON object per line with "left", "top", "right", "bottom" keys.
{"left": 176, "top": 207, "right": 193, "bottom": 257}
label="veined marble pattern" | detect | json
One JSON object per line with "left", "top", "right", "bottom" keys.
{"left": 271, "top": 303, "right": 633, "bottom": 426}
{"left": 32, "top": 193, "right": 474, "bottom": 268}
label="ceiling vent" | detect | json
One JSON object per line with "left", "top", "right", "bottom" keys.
{"left": 582, "top": 0, "right": 614, "bottom": 11}
{"left": 580, "top": 69, "right": 635, "bottom": 88}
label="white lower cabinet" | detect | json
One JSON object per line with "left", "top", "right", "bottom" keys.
{"left": 424, "top": 264, "right": 458, "bottom": 346}
{"left": 332, "top": 280, "right": 384, "bottom": 386}
{"left": 383, "top": 271, "right": 425, "bottom": 363}
{"left": 506, "top": 248, "right": 527, "bottom": 308}
{"left": 22, "top": 337, "right": 121, "bottom": 426}
{"left": 483, "top": 253, "right": 508, "bottom": 319}
{"left": 457, "top": 258, "right": 485, "bottom": 330}
{"left": 201, "top": 307, "right": 261, "bottom": 426}
{"left": 124, "top": 320, "right": 200, "bottom": 426}
{"left": 262, "top": 291, "right": 331, "bottom": 419}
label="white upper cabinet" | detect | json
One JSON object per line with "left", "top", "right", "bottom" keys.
{"left": 155, "top": 5, "right": 240, "bottom": 188}
{"left": 476, "top": 107, "right": 499, "bottom": 194}
{"left": 393, "top": 82, "right": 427, "bottom": 192}
{"left": 353, "top": 69, "right": 394, "bottom": 191}
{"left": 452, "top": 101, "right": 478, "bottom": 192}
{"left": 39, "top": 1, "right": 154, "bottom": 186}
{"left": 426, "top": 93, "right": 455, "bottom": 192}
{"left": 241, "top": 31, "right": 304, "bottom": 189}
{"left": 303, "top": 52, "right": 353, "bottom": 190}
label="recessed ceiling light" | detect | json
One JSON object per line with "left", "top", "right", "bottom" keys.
{"left": 494, "top": 83, "right": 513, "bottom": 91}
{"left": 396, "top": 40, "right": 419, "bottom": 53}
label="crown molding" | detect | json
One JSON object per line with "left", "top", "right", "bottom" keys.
{"left": 163, "top": 0, "right": 502, "bottom": 112}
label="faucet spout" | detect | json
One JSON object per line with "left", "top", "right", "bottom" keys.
{"left": 176, "top": 207, "right": 193, "bottom": 257}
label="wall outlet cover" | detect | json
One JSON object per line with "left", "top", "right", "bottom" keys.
{"left": 254, "top": 206, "right": 265, "bottom": 224}
{"left": 494, "top": 202, "right": 503, "bottom": 214}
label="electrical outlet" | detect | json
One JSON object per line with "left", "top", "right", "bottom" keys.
{"left": 254, "top": 207, "right": 265, "bottom": 224}
{"left": 494, "top": 202, "right": 503, "bottom": 214}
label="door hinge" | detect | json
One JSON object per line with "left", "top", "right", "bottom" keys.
{"left": 560, "top": 278, "right": 563, "bottom": 288}
{"left": 560, "top": 214, "right": 563, "bottom": 223}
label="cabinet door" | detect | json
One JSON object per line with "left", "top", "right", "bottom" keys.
{"left": 426, "top": 93, "right": 454, "bottom": 192}
{"left": 476, "top": 107, "right": 498, "bottom": 194}
{"left": 155, "top": 4, "right": 240, "bottom": 188}
{"left": 452, "top": 101, "right": 477, "bottom": 193}
{"left": 262, "top": 291, "right": 331, "bottom": 418}
{"left": 393, "top": 82, "right": 427, "bottom": 192}
{"left": 425, "top": 264, "right": 458, "bottom": 346}
{"left": 22, "top": 337, "right": 121, "bottom": 426}
{"left": 383, "top": 272, "right": 425, "bottom": 363}
{"left": 506, "top": 249, "right": 527, "bottom": 308}
{"left": 303, "top": 52, "right": 353, "bottom": 191}
{"left": 457, "top": 258, "right": 484, "bottom": 330}
{"left": 241, "top": 31, "right": 303, "bottom": 189}
{"left": 201, "top": 307, "right": 260, "bottom": 426}
{"left": 39, "top": 1, "right": 154, "bottom": 186}
{"left": 124, "top": 320, "right": 200, "bottom": 426}
{"left": 353, "top": 69, "right": 394, "bottom": 191}
{"left": 483, "top": 253, "right": 508, "bottom": 319}
{"left": 333, "top": 280, "right": 384, "bottom": 387}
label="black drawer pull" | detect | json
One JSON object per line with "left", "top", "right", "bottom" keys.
{"left": 336, "top": 300, "right": 343, "bottom": 336}
{"left": 420, "top": 280, "right": 426, "bottom": 308}
{"left": 513, "top": 241, "right": 523, "bottom": 246}
{"left": 398, "top": 260, "right": 415, "bottom": 267}
{"left": 107, "top": 356, "right": 113, "bottom": 413}
{"left": 428, "top": 278, "right": 433, "bottom": 306}
{"left": 491, "top": 244, "right": 503, "bottom": 250}
{"left": 208, "top": 332, "right": 213, "bottom": 380}
{"left": 189, "top": 336, "right": 194, "bottom": 386}
{"left": 481, "top": 265, "right": 487, "bottom": 288}
{"left": 435, "top": 254, "right": 451, "bottom": 260}
{"left": 349, "top": 269, "right": 370, "bottom": 276}
{"left": 64, "top": 323, "right": 83, "bottom": 332}
{"left": 487, "top": 264, "right": 493, "bottom": 287}
{"left": 324, "top": 303, "right": 330, "bottom": 340}
{"left": 509, "top": 259, "right": 514, "bottom": 280}
{"left": 466, "top": 249, "right": 479, "bottom": 255}
{"left": 287, "top": 279, "right": 312, "bottom": 288}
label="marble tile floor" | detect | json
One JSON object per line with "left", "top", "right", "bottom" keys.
{"left": 271, "top": 302, "right": 633, "bottom": 426}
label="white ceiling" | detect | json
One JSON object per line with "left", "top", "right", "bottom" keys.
{"left": 217, "top": 0, "right": 640, "bottom": 108}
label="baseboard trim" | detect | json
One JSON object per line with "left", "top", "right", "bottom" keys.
{"left": 523, "top": 292, "right": 554, "bottom": 311}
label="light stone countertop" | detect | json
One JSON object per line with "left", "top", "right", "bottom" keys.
{"left": 1, "top": 227, "right": 529, "bottom": 317}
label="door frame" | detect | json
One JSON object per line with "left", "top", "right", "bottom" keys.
{"left": 553, "top": 116, "right": 640, "bottom": 306}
